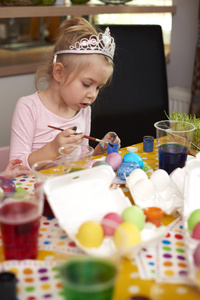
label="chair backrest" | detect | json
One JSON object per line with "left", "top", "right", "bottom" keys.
{"left": 90, "top": 24, "right": 169, "bottom": 148}
{"left": 0, "top": 146, "right": 9, "bottom": 173}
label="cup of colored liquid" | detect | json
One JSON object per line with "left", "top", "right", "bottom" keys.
{"left": 32, "top": 160, "right": 68, "bottom": 218}
{"left": 58, "top": 219, "right": 127, "bottom": 300}
{"left": 154, "top": 120, "right": 196, "bottom": 174}
{"left": 59, "top": 143, "right": 94, "bottom": 171}
{"left": 60, "top": 256, "right": 117, "bottom": 300}
{"left": 144, "top": 207, "right": 163, "bottom": 227}
{"left": 0, "top": 191, "right": 43, "bottom": 260}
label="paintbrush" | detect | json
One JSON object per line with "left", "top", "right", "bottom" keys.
{"left": 48, "top": 125, "right": 114, "bottom": 147}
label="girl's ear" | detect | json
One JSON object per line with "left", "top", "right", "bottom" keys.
{"left": 53, "top": 62, "right": 65, "bottom": 83}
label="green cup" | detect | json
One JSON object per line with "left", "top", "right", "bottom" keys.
{"left": 60, "top": 256, "right": 117, "bottom": 300}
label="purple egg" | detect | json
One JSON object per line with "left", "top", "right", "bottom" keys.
{"left": 193, "top": 243, "right": 200, "bottom": 267}
{"left": 0, "top": 176, "right": 16, "bottom": 194}
{"left": 105, "top": 153, "right": 123, "bottom": 171}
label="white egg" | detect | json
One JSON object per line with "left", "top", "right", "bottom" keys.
{"left": 131, "top": 178, "right": 155, "bottom": 201}
{"left": 170, "top": 167, "right": 185, "bottom": 195}
{"left": 126, "top": 168, "right": 148, "bottom": 189}
{"left": 150, "top": 169, "right": 170, "bottom": 192}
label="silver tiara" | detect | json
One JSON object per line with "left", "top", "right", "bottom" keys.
{"left": 53, "top": 27, "right": 115, "bottom": 64}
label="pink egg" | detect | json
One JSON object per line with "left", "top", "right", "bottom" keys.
{"left": 191, "top": 222, "right": 200, "bottom": 240}
{"left": 101, "top": 212, "right": 123, "bottom": 236}
{"left": 105, "top": 153, "right": 123, "bottom": 171}
{"left": 193, "top": 244, "right": 200, "bottom": 267}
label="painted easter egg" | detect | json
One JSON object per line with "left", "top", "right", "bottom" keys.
{"left": 193, "top": 243, "right": 200, "bottom": 267}
{"left": 76, "top": 221, "right": 104, "bottom": 248}
{"left": 117, "top": 162, "right": 140, "bottom": 180}
{"left": 123, "top": 152, "right": 143, "bottom": 168}
{"left": 113, "top": 222, "right": 141, "bottom": 249}
{"left": 101, "top": 212, "right": 123, "bottom": 236}
{"left": 191, "top": 222, "right": 200, "bottom": 240}
{"left": 121, "top": 205, "right": 145, "bottom": 230}
{"left": 188, "top": 209, "right": 200, "bottom": 233}
{"left": 0, "top": 176, "right": 16, "bottom": 194}
{"left": 105, "top": 153, "right": 123, "bottom": 171}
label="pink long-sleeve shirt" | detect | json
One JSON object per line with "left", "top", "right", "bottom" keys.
{"left": 9, "top": 92, "right": 91, "bottom": 169}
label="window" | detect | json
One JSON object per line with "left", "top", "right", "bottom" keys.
{"left": 93, "top": 0, "right": 172, "bottom": 46}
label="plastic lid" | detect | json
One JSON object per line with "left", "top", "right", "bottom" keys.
{"left": 0, "top": 271, "right": 16, "bottom": 300}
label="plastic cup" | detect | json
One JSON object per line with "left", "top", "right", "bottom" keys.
{"left": 60, "top": 256, "right": 117, "bottom": 300}
{"left": 144, "top": 207, "right": 163, "bottom": 227}
{"left": 59, "top": 144, "right": 94, "bottom": 172}
{"left": 58, "top": 219, "right": 126, "bottom": 300}
{"left": 32, "top": 160, "right": 68, "bottom": 218}
{"left": 0, "top": 191, "right": 43, "bottom": 260}
{"left": 143, "top": 135, "right": 154, "bottom": 152}
{"left": 154, "top": 120, "right": 196, "bottom": 174}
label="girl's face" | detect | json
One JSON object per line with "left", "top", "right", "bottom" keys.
{"left": 58, "top": 55, "right": 113, "bottom": 111}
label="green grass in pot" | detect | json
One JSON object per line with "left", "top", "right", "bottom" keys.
{"left": 168, "top": 111, "right": 200, "bottom": 152}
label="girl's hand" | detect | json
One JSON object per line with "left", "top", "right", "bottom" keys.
{"left": 28, "top": 127, "right": 85, "bottom": 168}
{"left": 94, "top": 132, "right": 121, "bottom": 155}
{"left": 4, "top": 159, "right": 30, "bottom": 178}
{"left": 51, "top": 127, "right": 85, "bottom": 157}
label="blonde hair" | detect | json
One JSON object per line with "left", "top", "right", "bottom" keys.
{"left": 35, "top": 17, "right": 114, "bottom": 90}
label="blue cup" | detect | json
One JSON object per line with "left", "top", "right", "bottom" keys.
{"left": 143, "top": 136, "right": 154, "bottom": 152}
{"left": 107, "top": 143, "right": 119, "bottom": 154}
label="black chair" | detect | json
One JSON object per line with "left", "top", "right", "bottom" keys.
{"left": 90, "top": 24, "right": 169, "bottom": 148}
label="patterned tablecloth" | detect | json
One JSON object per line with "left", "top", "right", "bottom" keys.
{"left": 0, "top": 142, "right": 200, "bottom": 300}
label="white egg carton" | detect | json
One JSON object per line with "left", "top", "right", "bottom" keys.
{"left": 126, "top": 167, "right": 185, "bottom": 215}
{"left": 182, "top": 157, "right": 200, "bottom": 285}
{"left": 43, "top": 165, "right": 166, "bottom": 259}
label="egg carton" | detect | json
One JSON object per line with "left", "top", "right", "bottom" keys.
{"left": 43, "top": 165, "right": 166, "bottom": 259}
{"left": 182, "top": 157, "right": 200, "bottom": 285}
{"left": 126, "top": 168, "right": 184, "bottom": 216}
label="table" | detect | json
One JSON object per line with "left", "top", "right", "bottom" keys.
{"left": 0, "top": 142, "right": 200, "bottom": 300}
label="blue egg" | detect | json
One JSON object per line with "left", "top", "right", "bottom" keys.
{"left": 123, "top": 152, "right": 143, "bottom": 168}
{"left": 117, "top": 162, "right": 140, "bottom": 180}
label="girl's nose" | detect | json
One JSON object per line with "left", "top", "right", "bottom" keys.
{"left": 87, "top": 88, "right": 98, "bottom": 100}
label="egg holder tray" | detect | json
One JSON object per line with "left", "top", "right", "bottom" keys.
{"left": 43, "top": 165, "right": 166, "bottom": 259}
{"left": 182, "top": 158, "right": 200, "bottom": 286}
{"left": 126, "top": 154, "right": 200, "bottom": 216}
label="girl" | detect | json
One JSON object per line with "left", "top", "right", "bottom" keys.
{"left": 9, "top": 17, "right": 121, "bottom": 169}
